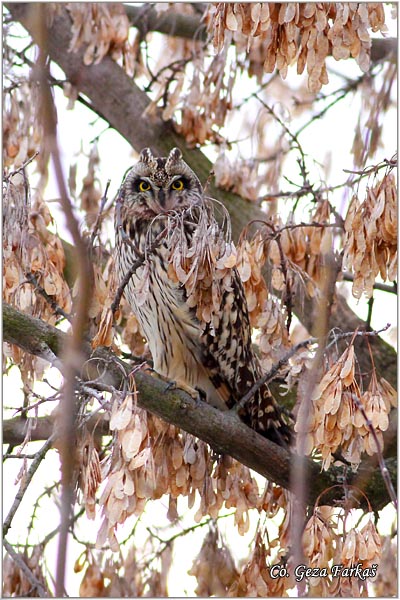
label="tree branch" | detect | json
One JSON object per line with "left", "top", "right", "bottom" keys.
{"left": 123, "top": 3, "right": 208, "bottom": 41}
{"left": 3, "top": 540, "right": 49, "bottom": 598}
{"left": 3, "top": 303, "right": 396, "bottom": 512}
{"left": 3, "top": 435, "right": 55, "bottom": 537}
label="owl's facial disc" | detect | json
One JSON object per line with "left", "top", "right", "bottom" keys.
{"left": 136, "top": 175, "right": 189, "bottom": 213}
{"left": 123, "top": 148, "right": 203, "bottom": 217}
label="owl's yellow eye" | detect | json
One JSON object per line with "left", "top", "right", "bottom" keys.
{"left": 138, "top": 180, "right": 151, "bottom": 192}
{"left": 171, "top": 179, "right": 184, "bottom": 191}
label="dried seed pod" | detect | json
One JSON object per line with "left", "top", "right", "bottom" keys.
{"left": 206, "top": 3, "right": 387, "bottom": 92}
{"left": 343, "top": 172, "right": 397, "bottom": 299}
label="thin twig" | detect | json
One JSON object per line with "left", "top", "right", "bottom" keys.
{"left": 4, "top": 151, "right": 40, "bottom": 180}
{"left": 260, "top": 156, "right": 397, "bottom": 201}
{"left": 27, "top": 482, "right": 60, "bottom": 539}
{"left": 11, "top": 388, "right": 60, "bottom": 417}
{"left": 12, "top": 46, "right": 109, "bottom": 123}
{"left": 144, "top": 56, "right": 191, "bottom": 95}
{"left": 90, "top": 179, "right": 111, "bottom": 249}
{"left": 232, "top": 337, "right": 316, "bottom": 415}
{"left": 25, "top": 272, "right": 72, "bottom": 322}
{"left": 40, "top": 508, "right": 85, "bottom": 548}
{"left": 33, "top": 11, "right": 93, "bottom": 595}
{"left": 3, "top": 435, "right": 55, "bottom": 537}
{"left": 325, "top": 324, "right": 391, "bottom": 352}
{"left": 342, "top": 156, "right": 397, "bottom": 176}
{"left": 144, "top": 512, "right": 235, "bottom": 566}
{"left": 111, "top": 257, "right": 147, "bottom": 315}
{"left": 3, "top": 539, "right": 49, "bottom": 597}
{"left": 255, "top": 95, "right": 310, "bottom": 193}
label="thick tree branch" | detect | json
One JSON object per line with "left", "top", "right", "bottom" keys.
{"left": 123, "top": 3, "right": 208, "bottom": 41}
{"left": 3, "top": 303, "right": 396, "bottom": 512}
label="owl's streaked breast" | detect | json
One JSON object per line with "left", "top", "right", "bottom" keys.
{"left": 116, "top": 230, "right": 228, "bottom": 410}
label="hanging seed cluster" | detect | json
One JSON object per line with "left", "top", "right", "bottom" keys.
{"left": 145, "top": 4, "right": 236, "bottom": 148}
{"left": 214, "top": 151, "right": 265, "bottom": 202}
{"left": 97, "top": 391, "right": 264, "bottom": 548}
{"left": 213, "top": 128, "right": 286, "bottom": 201}
{"left": 228, "top": 530, "right": 294, "bottom": 596}
{"left": 3, "top": 175, "right": 70, "bottom": 321}
{"left": 76, "top": 429, "right": 102, "bottom": 520}
{"left": 372, "top": 535, "right": 398, "bottom": 597}
{"left": 343, "top": 172, "right": 397, "bottom": 299}
{"left": 167, "top": 203, "right": 237, "bottom": 324}
{"left": 3, "top": 174, "right": 71, "bottom": 386}
{"left": 236, "top": 232, "right": 290, "bottom": 371}
{"left": 352, "top": 62, "right": 396, "bottom": 168}
{"left": 188, "top": 528, "right": 238, "bottom": 596}
{"left": 175, "top": 52, "right": 235, "bottom": 147}
{"left": 3, "top": 546, "right": 50, "bottom": 598}
{"left": 3, "top": 82, "right": 45, "bottom": 171}
{"left": 296, "top": 343, "right": 397, "bottom": 470}
{"left": 267, "top": 200, "right": 334, "bottom": 297}
{"left": 119, "top": 310, "right": 147, "bottom": 357}
{"left": 75, "top": 543, "right": 172, "bottom": 597}
{"left": 302, "top": 506, "right": 382, "bottom": 596}
{"left": 65, "top": 3, "right": 135, "bottom": 73}
{"left": 207, "top": 3, "right": 387, "bottom": 92}
{"left": 337, "top": 519, "right": 382, "bottom": 596}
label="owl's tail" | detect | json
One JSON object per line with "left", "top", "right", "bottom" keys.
{"left": 242, "top": 386, "right": 293, "bottom": 448}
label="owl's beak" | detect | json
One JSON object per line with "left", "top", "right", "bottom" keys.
{"left": 145, "top": 188, "right": 166, "bottom": 214}
{"left": 157, "top": 188, "right": 166, "bottom": 207}
{"left": 150, "top": 187, "right": 174, "bottom": 213}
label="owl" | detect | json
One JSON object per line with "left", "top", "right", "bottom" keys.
{"left": 115, "top": 147, "right": 291, "bottom": 446}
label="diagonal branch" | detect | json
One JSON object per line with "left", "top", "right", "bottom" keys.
{"left": 3, "top": 303, "right": 396, "bottom": 512}
{"left": 3, "top": 540, "right": 50, "bottom": 598}
{"left": 123, "top": 3, "right": 208, "bottom": 41}
{"left": 3, "top": 435, "right": 55, "bottom": 537}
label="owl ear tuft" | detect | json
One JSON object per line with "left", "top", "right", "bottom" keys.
{"left": 139, "top": 147, "right": 155, "bottom": 164}
{"left": 166, "top": 147, "right": 183, "bottom": 171}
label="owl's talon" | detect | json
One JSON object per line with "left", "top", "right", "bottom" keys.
{"left": 161, "top": 377, "right": 200, "bottom": 401}
{"left": 164, "top": 380, "right": 176, "bottom": 393}
{"left": 194, "top": 387, "right": 207, "bottom": 407}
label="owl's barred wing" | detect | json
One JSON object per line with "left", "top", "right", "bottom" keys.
{"left": 166, "top": 204, "right": 292, "bottom": 444}
{"left": 196, "top": 268, "right": 292, "bottom": 446}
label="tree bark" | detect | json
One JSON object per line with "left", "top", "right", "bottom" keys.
{"left": 123, "top": 3, "right": 208, "bottom": 41}
{"left": 3, "top": 303, "right": 396, "bottom": 512}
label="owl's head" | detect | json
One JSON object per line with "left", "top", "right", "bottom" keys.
{"left": 121, "top": 147, "right": 203, "bottom": 217}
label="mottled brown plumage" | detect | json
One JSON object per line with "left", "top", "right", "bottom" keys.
{"left": 114, "top": 147, "right": 291, "bottom": 446}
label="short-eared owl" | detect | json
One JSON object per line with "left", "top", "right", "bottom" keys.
{"left": 115, "top": 147, "right": 291, "bottom": 446}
